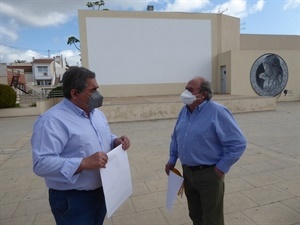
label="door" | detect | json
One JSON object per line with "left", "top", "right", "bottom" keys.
{"left": 221, "top": 66, "right": 226, "bottom": 94}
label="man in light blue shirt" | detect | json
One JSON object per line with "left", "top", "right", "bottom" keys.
{"left": 165, "top": 76, "right": 246, "bottom": 225}
{"left": 31, "top": 67, "right": 130, "bottom": 225}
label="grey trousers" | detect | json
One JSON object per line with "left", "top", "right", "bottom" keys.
{"left": 183, "top": 165, "right": 225, "bottom": 225}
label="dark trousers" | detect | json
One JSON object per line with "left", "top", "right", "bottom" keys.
{"left": 49, "top": 187, "right": 106, "bottom": 225}
{"left": 183, "top": 165, "right": 225, "bottom": 225}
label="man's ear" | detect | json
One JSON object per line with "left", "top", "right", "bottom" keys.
{"left": 70, "top": 89, "right": 78, "bottom": 99}
{"left": 199, "top": 91, "right": 207, "bottom": 99}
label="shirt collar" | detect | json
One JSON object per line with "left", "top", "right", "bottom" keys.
{"left": 185, "top": 100, "right": 208, "bottom": 112}
{"left": 195, "top": 100, "right": 208, "bottom": 112}
{"left": 63, "top": 98, "right": 91, "bottom": 117}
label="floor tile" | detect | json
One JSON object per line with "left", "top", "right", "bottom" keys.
{"left": 241, "top": 185, "right": 295, "bottom": 205}
{"left": 240, "top": 161, "right": 280, "bottom": 173}
{"left": 275, "top": 179, "right": 300, "bottom": 196}
{"left": 111, "top": 209, "right": 168, "bottom": 225}
{"left": 282, "top": 197, "right": 300, "bottom": 212}
{"left": 225, "top": 177, "right": 254, "bottom": 194}
{"left": 160, "top": 203, "right": 191, "bottom": 225}
{"left": 241, "top": 172, "right": 286, "bottom": 187}
{"left": 131, "top": 191, "right": 167, "bottom": 212}
{"left": 0, "top": 214, "right": 36, "bottom": 225}
{"left": 225, "top": 211, "right": 256, "bottom": 225}
{"left": 33, "top": 211, "right": 55, "bottom": 225}
{"left": 0, "top": 202, "right": 19, "bottom": 219}
{"left": 243, "top": 202, "right": 300, "bottom": 225}
{"left": 224, "top": 192, "right": 258, "bottom": 214}
{"left": 271, "top": 166, "right": 300, "bottom": 180}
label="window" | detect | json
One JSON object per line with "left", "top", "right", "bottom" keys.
{"left": 37, "top": 66, "right": 48, "bottom": 74}
{"left": 37, "top": 80, "right": 51, "bottom": 86}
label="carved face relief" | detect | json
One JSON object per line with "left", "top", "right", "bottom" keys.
{"left": 250, "top": 53, "right": 288, "bottom": 97}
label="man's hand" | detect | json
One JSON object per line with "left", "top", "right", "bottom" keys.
{"left": 114, "top": 135, "right": 130, "bottom": 150}
{"left": 76, "top": 152, "right": 108, "bottom": 174}
{"left": 214, "top": 166, "right": 225, "bottom": 178}
{"left": 165, "top": 163, "right": 175, "bottom": 175}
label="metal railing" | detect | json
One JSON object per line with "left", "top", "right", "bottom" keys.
{"left": 15, "top": 85, "right": 63, "bottom": 107}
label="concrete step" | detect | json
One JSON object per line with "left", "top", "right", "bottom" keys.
{"left": 101, "top": 94, "right": 276, "bottom": 123}
{"left": 0, "top": 95, "right": 276, "bottom": 121}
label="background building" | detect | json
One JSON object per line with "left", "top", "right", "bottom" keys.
{"left": 79, "top": 10, "right": 299, "bottom": 101}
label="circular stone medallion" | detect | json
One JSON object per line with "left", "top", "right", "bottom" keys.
{"left": 250, "top": 53, "right": 288, "bottom": 96}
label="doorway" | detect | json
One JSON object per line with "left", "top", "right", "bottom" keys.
{"left": 221, "top": 66, "right": 227, "bottom": 94}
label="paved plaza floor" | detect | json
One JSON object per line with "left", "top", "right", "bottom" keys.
{"left": 0, "top": 101, "right": 299, "bottom": 225}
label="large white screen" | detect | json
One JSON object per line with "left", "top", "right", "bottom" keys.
{"left": 86, "top": 17, "right": 211, "bottom": 85}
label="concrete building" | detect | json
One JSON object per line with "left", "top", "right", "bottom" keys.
{"left": 32, "top": 57, "right": 65, "bottom": 86}
{"left": 78, "top": 11, "right": 299, "bottom": 101}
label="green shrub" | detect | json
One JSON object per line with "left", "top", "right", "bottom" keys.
{"left": 47, "top": 86, "right": 64, "bottom": 98}
{"left": 0, "top": 84, "right": 17, "bottom": 109}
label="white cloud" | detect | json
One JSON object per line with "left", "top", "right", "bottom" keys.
{"left": 0, "top": 26, "right": 18, "bottom": 42}
{"left": 0, "top": 2, "right": 70, "bottom": 27}
{"left": 211, "top": 0, "right": 247, "bottom": 17}
{"left": 0, "top": 18, "right": 19, "bottom": 42}
{"left": 251, "top": 0, "right": 265, "bottom": 12}
{"left": 211, "top": 0, "right": 265, "bottom": 18}
{"left": 0, "top": 44, "right": 80, "bottom": 66}
{"left": 247, "top": 0, "right": 264, "bottom": 16}
{"left": 0, "top": 0, "right": 271, "bottom": 65}
{"left": 106, "top": 0, "right": 154, "bottom": 11}
{"left": 0, "top": 45, "right": 44, "bottom": 63}
{"left": 0, "top": 0, "right": 85, "bottom": 64}
{"left": 164, "top": 0, "right": 210, "bottom": 12}
{"left": 283, "top": 0, "right": 300, "bottom": 10}
{"left": 58, "top": 50, "right": 82, "bottom": 67}
{"left": 27, "top": 12, "right": 70, "bottom": 27}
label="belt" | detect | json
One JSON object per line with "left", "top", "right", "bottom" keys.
{"left": 183, "top": 164, "right": 215, "bottom": 171}
{"left": 49, "top": 187, "right": 102, "bottom": 194}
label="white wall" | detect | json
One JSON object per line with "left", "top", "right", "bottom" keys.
{"left": 86, "top": 17, "right": 212, "bottom": 85}
{"left": 33, "top": 63, "right": 51, "bottom": 80}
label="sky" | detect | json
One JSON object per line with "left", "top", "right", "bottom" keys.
{"left": 0, "top": 0, "right": 299, "bottom": 66}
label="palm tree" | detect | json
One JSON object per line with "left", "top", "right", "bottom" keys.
{"left": 66, "top": 1, "right": 106, "bottom": 52}
{"left": 67, "top": 36, "right": 81, "bottom": 51}
{"left": 14, "top": 60, "right": 27, "bottom": 63}
{"left": 86, "top": 0, "right": 105, "bottom": 10}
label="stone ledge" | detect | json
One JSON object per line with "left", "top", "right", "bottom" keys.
{"left": 102, "top": 96, "right": 276, "bottom": 123}
{"left": 0, "top": 95, "right": 276, "bottom": 122}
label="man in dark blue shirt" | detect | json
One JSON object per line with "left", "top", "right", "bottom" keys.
{"left": 165, "top": 76, "right": 247, "bottom": 225}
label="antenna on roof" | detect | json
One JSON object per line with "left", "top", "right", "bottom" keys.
{"left": 218, "top": 8, "right": 228, "bottom": 14}
{"left": 147, "top": 5, "right": 154, "bottom": 11}
{"left": 240, "top": 22, "right": 246, "bottom": 30}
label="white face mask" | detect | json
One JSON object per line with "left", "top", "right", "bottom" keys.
{"left": 180, "top": 90, "right": 196, "bottom": 105}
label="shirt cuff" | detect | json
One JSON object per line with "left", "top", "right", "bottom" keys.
{"left": 216, "top": 160, "right": 231, "bottom": 174}
{"left": 168, "top": 156, "right": 177, "bottom": 165}
{"left": 111, "top": 134, "right": 118, "bottom": 149}
{"left": 60, "top": 158, "right": 82, "bottom": 183}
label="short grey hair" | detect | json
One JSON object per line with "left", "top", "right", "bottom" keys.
{"left": 62, "top": 67, "right": 96, "bottom": 99}
{"left": 199, "top": 79, "right": 213, "bottom": 100}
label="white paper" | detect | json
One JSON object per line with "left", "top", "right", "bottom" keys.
{"left": 166, "top": 170, "right": 184, "bottom": 210}
{"left": 100, "top": 145, "right": 132, "bottom": 218}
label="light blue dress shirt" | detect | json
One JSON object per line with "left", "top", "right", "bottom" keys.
{"left": 31, "top": 98, "right": 117, "bottom": 190}
{"left": 168, "top": 100, "right": 247, "bottom": 173}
